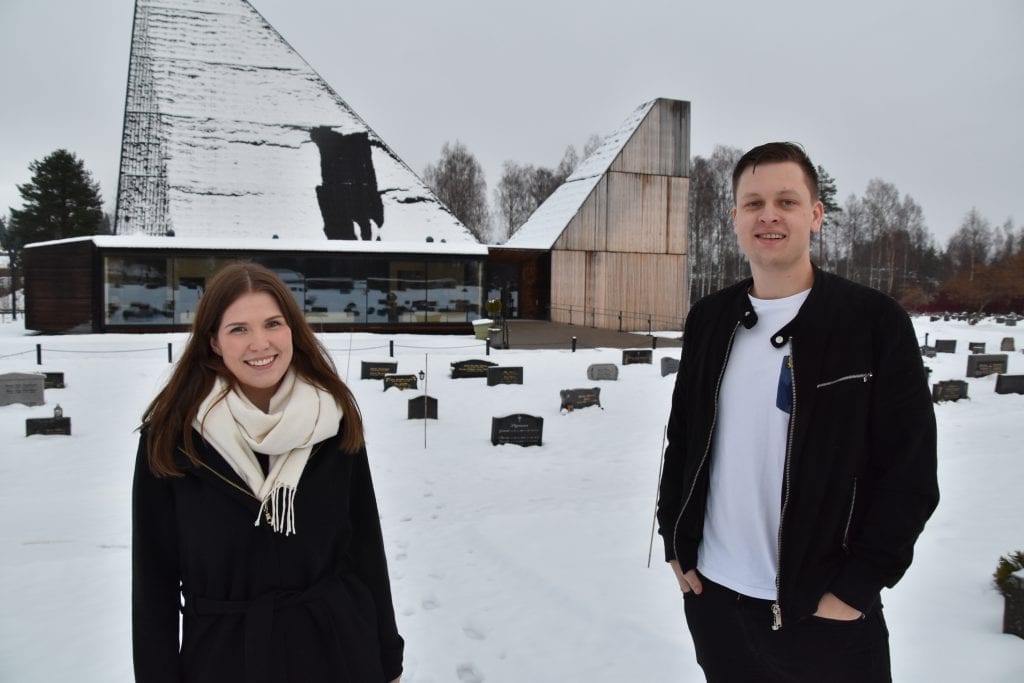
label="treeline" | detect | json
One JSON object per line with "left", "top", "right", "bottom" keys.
{"left": 687, "top": 145, "right": 1023, "bottom": 313}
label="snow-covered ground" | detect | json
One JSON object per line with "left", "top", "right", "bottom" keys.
{"left": 0, "top": 316, "right": 1021, "bottom": 681}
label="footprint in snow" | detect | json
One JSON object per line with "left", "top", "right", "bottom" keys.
{"left": 456, "top": 663, "right": 484, "bottom": 682}
{"left": 421, "top": 595, "right": 440, "bottom": 610}
{"left": 462, "top": 624, "right": 486, "bottom": 641}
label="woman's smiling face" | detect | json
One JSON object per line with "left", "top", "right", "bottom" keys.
{"left": 210, "top": 290, "right": 294, "bottom": 411}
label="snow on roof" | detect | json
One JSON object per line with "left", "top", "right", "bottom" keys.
{"left": 26, "top": 234, "right": 487, "bottom": 256}
{"left": 116, "top": 0, "right": 476, "bottom": 245}
{"left": 501, "top": 100, "right": 657, "bottom": 250}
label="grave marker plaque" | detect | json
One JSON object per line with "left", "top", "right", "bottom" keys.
{"left": 1001, "top": 337, "right": 1016, "bottom": 352}
{"left": 969, "top": 342, "right": 987, "bottom": 354}
{"left": 920, "top": 345, "right": 937, "bottom": 358}
{"left": 932, "top": 380, "right": 968, "bottom": 403}
{"left": 586, "top": 364, "right": 619, "bottom": 381}
{"left": 487, "top": 366, "right": 524, "bottom": 386}
{"left": 361, "top": 361, "right": 398, "bottom": 380}
{"left": 408, "top": 395, "right": 439, "bottom": 419}
{"left": 966, "top": 354, "right": 1008, "bottom": 378}
{"left": 660, "top": 357, "right": 681, "bottom": 376}
{"left": 26, "top": 417, "right": 71, "bottom": 436}
{"left": 995, "top": 375, "right": 1024, "bottom": 395}
{"left": 934, "top": 339, "right": 957, "bottom": 354}
{"left": 622, "top": 349, "right": 653, "bottom": 365}
{"left": 0, "top": 373, "right": 45, "bottom": 407}
{"left": 491, "top": 414, "right": 543, "bottom": 447}
{"left": 450, "top": 359, "right": 497, "bottom": 379}
{"left": 383, "top": 374, "right": 418, "bottom": 391}
{"left": 559, "top": 387, "right": 602, "bottom": 412}
{"left": 43, "top": 372, "right": 65, "bottom": 389}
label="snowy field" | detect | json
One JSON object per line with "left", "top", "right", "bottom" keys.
{"left": 0, "top": 316, "right": 1021, "bottom": 682}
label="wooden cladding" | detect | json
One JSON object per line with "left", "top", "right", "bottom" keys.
{"left": 611, "top": 99, "right": 690, "bottom": 177}
{"left": 23, "top": 241, "right": 96, "bottom": 333}
{"left": 550, "top": 251, "right": 686, "bottom": 331}
{"left": 554, "top": 173, "right": 688, "bottom": 256}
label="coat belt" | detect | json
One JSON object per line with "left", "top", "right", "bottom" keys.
{"left": 185, "top": 574, "right": 350, "bottom": 683}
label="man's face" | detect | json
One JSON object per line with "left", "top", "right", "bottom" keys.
{"left": 732, "top": 161, "right": 823, "bottom": 286}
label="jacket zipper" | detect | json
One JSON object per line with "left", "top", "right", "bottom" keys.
{"left": 816, "top": 372, "right": 872, "bottom": 388}
{"left": 672, "top": 322, "right": 741, "bottom": 565}
{"left": 842, "top": 478, "right": 858, "bottom": 552}
{"left": 773, "top": 341, "right": 797, "bottom": 631}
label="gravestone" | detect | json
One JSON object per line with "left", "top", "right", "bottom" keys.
{"left": 622, "top": 349, "right": 653, "bottom": 365}
{"left": 559, "top": 387, "right": 602, "bottom": 412}
{"left": 383, "top": 374, "right": 418, "bottom": 391}
{"left": 361, "top": 361, "right": 398, "bottom": 380}
{"left": 932, "top": 380, "right": 968, "bottom": 403}
{"left": 969, "top": 342, "right": 986, "bottom": 354}
{"left": 920, "top": 345, "right": 937, "bottom": 358}
{"left": 486, "top": 366, "right": 524, "bottom": 386}
{"left": 929, "top": 316, "right": 940, "bottom": 322}
{"left": 26, "top": 417, "right": 71, "bottom": 436}
{"left": 586, "top": 364, "right": 619, "bottom": 381}
{"left": 1008, "top": 319, "right": 1018, "bottom": 327}
{"left": 966, "top": 354, "right": 1008, "bottom": 378}
{"left": 934, "top": 339, "right": 957, "bottom": 354}
{"left": 995, "top": 375, "right": 1024, "bottom": 395}
{"left": 943, "top": 314, "right": 951, "bottom": 321}
{"left": 491, "top": 414, "right": 544, "bottom": 447}
{"left": 0, "top": 373, "right": 45, "bottom": 407}
{"left": 660, "top": 357, "right": 681, "bottom": 376}
{"left": 43, "top": 372, "right": 65, "bottom": 389}
{"left": 450, "top": 359, "right": 497, "bottom": 379}
{"left": 1002, "top": 337, "right": 1016, "bottom": 352}
{"left": 408, "top": 395, "right": 438, "bottom": 419}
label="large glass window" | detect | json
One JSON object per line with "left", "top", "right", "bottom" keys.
{"left": 104, "top": 255, "right": 173, "bottom": 326}
{"left": 102, "top": 251, "right": 484, "bottom": 328}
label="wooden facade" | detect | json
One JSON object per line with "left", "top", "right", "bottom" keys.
{"left": 549, "top": 98, "right": 690, "bottom": 332}
{"left": 23, "top": 240, "right": 97, "bottom": 333}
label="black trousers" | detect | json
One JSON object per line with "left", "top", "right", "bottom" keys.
{"left": 683, "top": 574, "right": 891, "bottom": 683}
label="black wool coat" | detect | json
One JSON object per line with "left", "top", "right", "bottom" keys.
{"left": 132, "top": 427, "right": 404, "bottom": 683}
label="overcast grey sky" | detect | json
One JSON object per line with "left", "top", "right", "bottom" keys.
{"left": 1, "top": 0, "right": 1021, "bottom": 244}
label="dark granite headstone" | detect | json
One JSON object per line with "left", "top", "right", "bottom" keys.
{"left": 920, "top": 345, "right": 937, "bottom": 358}
{"left": 969, "top": 342, "right": 986, "bottom": 354}
{"left": 943, "top": 315, "right": 951, "bottom": 321}
{"left": 934, "top": 339, "right": 957, "bottom": 354}
{"left": 361, "top": 361, "right": 398, "bottom": 380}
{"left": 43, "top": 372, "right": 65, "bottom": 389}
{"left": 559, "top": 387, "right": 602, "bottom": 412}
{"left": 450, "top": 359, "right": 497, "bottom": 379}
{"left": 1001, "top": 337, "right": 1016, "bottom": 352}
{"left": 383, "top": 374, "right": 418, "bottom": 391}
{"left": 966, "top": 354, "right": 1008, "bottom": 378}
{"left": 491, "top": 414, "right": 543, "bottom": 446}
{"left": 932, "top": 380, "right": 968, "bottom": 403}
{"left": 1007, "top": 319, "right": 1018, "bottom": 327}
{"left": 408, "top": 395, "right": 438, "bottom": 419}
{"left": 660, "top": 357, "right": 681, "bottom": 376}
{"left": 622, "top": 349, "right": 653, "bottom": 365}
{"left": 0, "top": 373, "right": 45, "bottom": 407}
{"left": 487, "top": 366, "right": 524, "bottom": 386}
{"left": 995, "top": 375, "right": 1024, "bottom": 395}
{"left": 586, "top": 364, "right": 619, "bottom": 381}
{"left": 26, "top": 417, "right": 71, "bottom": 436}
{"left": 929, "top": 316, "right": 940, "bottom": 322}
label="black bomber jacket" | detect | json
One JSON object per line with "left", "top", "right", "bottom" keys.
{"left": 656, "top": 267, "right": 939, "bottom": 628}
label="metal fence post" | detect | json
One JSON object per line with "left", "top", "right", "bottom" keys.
{"left": 36, "top": 344, "right": 42, "bottom": 365}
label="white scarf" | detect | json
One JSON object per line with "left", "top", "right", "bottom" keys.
{"left": 193, "top": 370, "right": 343, "bottom": 535}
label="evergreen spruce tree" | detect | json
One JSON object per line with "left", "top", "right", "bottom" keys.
{"left": 5, "top": 149, "right": 104, "bottom": 266}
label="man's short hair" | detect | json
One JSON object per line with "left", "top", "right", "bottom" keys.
{"left": 732, "top": 142, "right": 820, "bottom": 203}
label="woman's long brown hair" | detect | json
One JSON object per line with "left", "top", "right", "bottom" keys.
{"left": 141, "top": 261, "right": 364, "bottom": 476}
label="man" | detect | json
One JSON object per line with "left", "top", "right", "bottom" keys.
{"left": 656, "top": 142, "right": 938, "bottom": 682}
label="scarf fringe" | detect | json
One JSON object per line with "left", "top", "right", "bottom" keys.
{"left": 256, "top": 484, "right": 298, "bottom": 536}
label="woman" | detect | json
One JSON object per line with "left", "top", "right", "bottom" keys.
{"left": 133, "top": 262, "right": 403, "bottom": 683}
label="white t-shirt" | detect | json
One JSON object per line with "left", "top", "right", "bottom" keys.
{"left": 697, "top": 288, "right": 809, "bottom": 600}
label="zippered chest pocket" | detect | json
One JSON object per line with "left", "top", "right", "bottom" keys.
{"left": 816, "top": 372, "right": 872, "bottom": 389}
